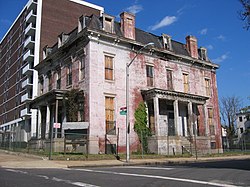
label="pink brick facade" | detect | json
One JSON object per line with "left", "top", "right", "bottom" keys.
{"left": 32, "top": 11, "right": 222, "bottom": 155}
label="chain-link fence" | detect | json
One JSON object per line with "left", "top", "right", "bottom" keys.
{"left": 0, "top": 129, "right": 89, "bottom": 157}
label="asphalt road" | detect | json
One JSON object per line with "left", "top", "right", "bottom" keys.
{"left": 0, "top": 159, "right": 249, "bottom": 187}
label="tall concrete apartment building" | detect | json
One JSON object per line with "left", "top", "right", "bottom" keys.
{"left": 0, "top": 0, "right": 103, "bottom": 144}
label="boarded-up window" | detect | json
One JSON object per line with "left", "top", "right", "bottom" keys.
{"left": 67, "top": 64, "right": 72, "bottom": 86}
{"left": 147, "top": 100, "right": 155, "bottom": 134}
{"left": 205, "top": 78, "right": 210, "bottom": 96}
{"left": 105, "top": 55, "right": 114, "bottom": 80}
{"left": 166, "top": 69, "right": 173, "bottom": 90}
{"left": 105, "top": 97, "right": 115, "bottom": 134}
{"left": 183, "top": 73, "right": 189, "bottom": 93}
{"left": 208, "top": 108, "right": 215, "bottom": 135}
{"left": 146, "top": 65, "right": 154, "bottom": 87}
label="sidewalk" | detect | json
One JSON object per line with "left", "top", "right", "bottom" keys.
{"left": 0, "top": 149, "right": 250, "bottom": 169}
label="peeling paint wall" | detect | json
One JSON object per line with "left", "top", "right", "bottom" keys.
{"left": 40, "top": 37, "right": 222, "bottom": 154}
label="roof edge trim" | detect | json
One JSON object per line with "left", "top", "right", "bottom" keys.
{"left": 69, "top": 0, "right": 104, "bottom": 15}
{"left": 0, "top": 2, "right": 27, "bottom": 44}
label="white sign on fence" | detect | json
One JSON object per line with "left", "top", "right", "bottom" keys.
{"left": 53, "top": 123, "right": 61, "bottom": 129}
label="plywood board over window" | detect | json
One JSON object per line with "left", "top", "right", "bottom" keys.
{"left": 105, "top": 55, "right": 114, "bottom": 80}
{"left": 183, "top": 73, "right": 189, "bottom": 93}
{"left": 205, "top": 78, "right": 211, "bottom": 96}
{"left": 208, "top": 108, "right": 215, "bottom": 135}
{"left": 146, "top": 65, "right": 154, "bottom": 87}
{"left": 166, "top": 69, "right": 173, "bottom": 90}
{"left": 105, "top": 96, "right": 115, "bottom": 135}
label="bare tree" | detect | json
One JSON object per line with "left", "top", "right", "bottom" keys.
{"left": 239, "top": 0, "right": 250, "bottom": 30}
{"left": 220, "top": 96, "right": 242, "bottom": 147}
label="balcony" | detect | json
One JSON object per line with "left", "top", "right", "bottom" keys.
{"left": 20, "top": 108, "right": 32, "bottom": 118}
{"left": 24, "top": 36, "right": 35, "bottom": 49}
{"left": 22, "top": 63, "right": 34, "bottom": 75}
{"left": 25, "top": 23, "right": 35, "bottom": 36}
{"left": 22, "top": 78, "right": 33, "bottom": 89}
{"left": 25, "top": 10, "right": 36, "bottom": 24}
{"left": 26, "top": 0, "right": 37, "bottom": 12}
{"left": 23, "top": 49, "right": 34, "bottom": 62}
{"left": 21, "top": 93, "right": 32, "bottom": 103}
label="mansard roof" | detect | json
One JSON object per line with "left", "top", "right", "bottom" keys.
{"left": 87, "top": 14, "right": 192, "bottom": 58}
{"left": 40, "top": 13, "right": 219, "bottom": 70}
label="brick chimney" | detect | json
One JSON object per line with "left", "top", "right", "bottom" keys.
{"left": 186, "top": 35, "right": 198, "bottom": 59}
{"left": 120, "top": 12, "right": 135, "bottom": 40}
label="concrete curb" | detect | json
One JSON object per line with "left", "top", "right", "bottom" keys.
{"left": 0, "top": 149, "right": 48, "bottom": 160}
{"left": 66, "top": 155, "right": 250, "bottom": 168}
{"left": 1, "top": 149, "right": 250, "bottom": 169}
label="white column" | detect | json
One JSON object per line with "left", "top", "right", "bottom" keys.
{"left": 153, "top": 97, "right": 159, "bottom": 136}
{"left": 37, "top": 107, "right": 42, "bottom": 139}
{"left": 203, "top": 105, "right": 209, "bottom": 136}
{"left": 61, "top": 104, "right": 67, "bottom": 138}
{"left": 55, "top": 99, "right": 59, "bottom": 138}
{"left": 174, "top": 100, "right": 179, "bottom": 136}
{"left": 46, "top": 105, "right": 50, "bottom": 139}
{"left": 188, "top": 101, "right": 193, "bottom": 136}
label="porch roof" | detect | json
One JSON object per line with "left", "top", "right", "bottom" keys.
{"left": 30, "top": 89, "right": 67, "bottom": 108}
{"left": 141, "top": 88, "right": 209, "bottom": 105}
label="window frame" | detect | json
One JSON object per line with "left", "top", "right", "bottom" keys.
{"left": 66, "top": 64, "right": 72, "bottom": 86}
{"left": 79, "top": 56, "right": 85, "bottom": 80}
{"left": 48, "top": 73, "right": 53, "bottom": 91}
{"left": 146, "top": 65, "right": 154, "bottom": 87}
{"left": 166, "top": 69, "right": 173, "bottom": 90}
{"left": 205, "top": 78, "right": 211, "bottom": 96}
{"left": 105, "top": 96, "right": 116, "bottom": 135}
{"left": 39, "top": 76, "right": 44, "bottom": 95}
{"left": 56, "top": 69, "right": 61, "bottom": 89}
{"left": 104, "top": 55, "right": 114, "bottom": 81}
{"left": 183, "top": 73, "right": 189, "bottom": 93}
{"left": 208, "top": 108, "right": 215, "bottom": 135}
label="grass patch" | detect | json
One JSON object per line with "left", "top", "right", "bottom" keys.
{"left": 2, "top": 147, "right": 250, "bottom": 161}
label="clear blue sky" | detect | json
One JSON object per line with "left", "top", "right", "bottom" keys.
{"left": 1, "top": 0, "right": 250, "bottom": 107}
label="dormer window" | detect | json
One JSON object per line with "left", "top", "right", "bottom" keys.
{"left": 162, "top": 34, "right": 172, "bottom": 51}
{"left": 102, "top": 14, "right": 114, "bottom": 33}
{"left": 199, "top": 47, "right": 208, "bottom": 61}
{"left": 78, "top": 15, "right": 86, "bottom": 33}
{"left": 43, "top": 45, "right": 52, "bottom": 59}
{"left": 58, "top": 33, "right": 69, "bottom": 48}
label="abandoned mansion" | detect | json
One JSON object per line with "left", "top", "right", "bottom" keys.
{"left": 0, "top": 0, "right": 222, "bottom": 155}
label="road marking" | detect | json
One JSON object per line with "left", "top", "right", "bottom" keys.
{"left": 71, "top": 168, "right": 239, "bottom": 187}
{"left": 5, "top": 169, "right": 100, "bottom": 187}
{"left": 115, "top": 166, "right": 174, "bottom": 170}
{"left": 72, "top": 182, "right": 99, "bottom": 187}
{"left": 37, "top": 175, "right": 49, "bottom": 180}
{"left": 6, "top": 169, "right": 28, "bottom": 174}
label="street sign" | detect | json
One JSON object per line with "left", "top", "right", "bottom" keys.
{"left": 53, "top": 123, "right": 61, "bottom": 128}
{"left": 120, "top": 106, "right": 127, "bottom": 115}
{"left": 120, "top": 110, "right": 127, "bottom": 115}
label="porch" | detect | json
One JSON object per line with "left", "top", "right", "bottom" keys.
{"left": 142, "top": 88, "right": 211, "bottom": 155}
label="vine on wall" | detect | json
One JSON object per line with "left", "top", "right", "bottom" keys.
{"left": 134, "top": 102, "right": 152, "bottom": 153}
